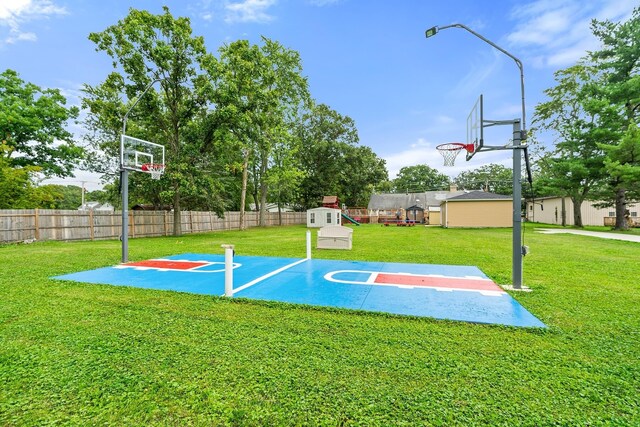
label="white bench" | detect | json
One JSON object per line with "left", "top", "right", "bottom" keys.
{"left": 317, "top": 225, "right": 353, "bottom": 250}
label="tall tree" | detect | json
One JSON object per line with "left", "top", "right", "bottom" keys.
{"left": 591, "top": 123, "right": 640, "bottom": 224}
{"left": 338, "top": 145, "right": 388, "bottom": 207}
{"left": 454, "top": 164, "right": 513, "bottom": 195}
{"left": 533, "top": 64, "right": 609, "bottom": 227}
{"left": 392, "top": 164, "right": 450, "bottom": 193}
{"left": 84, "top": 7, "right": 215, "bottom": 235}
{"left": 589, "top": 7, "right": 640, "bottom": 229}
{"left": 211, "top": 37, "right": 309, "bottom": 228}
{"left": 0, "top": 69, "right": 82, "bottom": 177}
{"left": 295, "top": 103, "right": 360, "bottom": 209}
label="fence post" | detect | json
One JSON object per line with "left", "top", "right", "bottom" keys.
{"left": 34, "top": 209, "right": 40, "bottom": 240}
{"left": 130, "top": 210, "right": 134, "bottom": 238}
{"left": 89, "top": 209, "right": 95, "bottom": 240}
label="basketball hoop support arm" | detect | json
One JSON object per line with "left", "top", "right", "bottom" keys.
{"left": 120, "top": 77, "right": 163, "bottom": 263}
{"left": 426, "top": 23, "right": 530, "bottom": 289}
{"left": 426, "top": 24, "right": 532, "bottom": 185}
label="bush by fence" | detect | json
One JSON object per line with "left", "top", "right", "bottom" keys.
{"left": 0, "top": 209, "right": 306, "bottom": 243}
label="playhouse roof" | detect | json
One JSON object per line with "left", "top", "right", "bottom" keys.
{"left": 322, "top": 195, "right": 338, "bottom": 204}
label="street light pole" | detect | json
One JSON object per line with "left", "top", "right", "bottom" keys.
{"left": 120, "top": 77, "right": 163, "bottom": 263}
{"left": 425, "top": 24, "right": 527, "bottom": 289}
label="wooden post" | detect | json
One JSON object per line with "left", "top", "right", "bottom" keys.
{"left": 130, "top": 210, "right": 134, "bottom": 238}
{"left": 89, "top": 209, "right": 95, "bottom": 240}
{"left": 164, "top": 211, "right": 169, "bottom": 236}
{"left": 34, "top": 209, "right": 40, "bottom": 240}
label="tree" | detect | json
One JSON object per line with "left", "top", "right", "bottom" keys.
{"left": 338, "top": 145, "right": 388, "bottom": 207}
{"left": 84, "top": 7, "right": 216, "bottom": 235}
{"left": 211, "top": 37, "right": 310, "bottom": 228}
{"left": 591, "top": 123, "right": 640, "bottom": 223}
{"left": 454, "top": 164, "right": 513, "bottom": 195}
{"left": 588, "top": 7, "right": 640, "bottom": 229}
{"left": 0, "top": 69, "right": 82, "bottom": 178}
{"left": 295, "top": 103, "right": 360, "bottom": 209}
{"left": 0, "top": 143, "right": 61, "bottom": 208}
{"left": 533, "top": 64, "right": 609, "bottom": 227}
{"left": 392, "top": 165, "right": 449, "bottom": 193}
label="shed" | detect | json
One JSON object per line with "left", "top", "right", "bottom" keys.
{"left": 317, "top": 225, "right": 353, "bottom": 250}
{"left": 307, "top": 207, "right": 342, "bottom": 228}
{"left": 440, "top": 191, "right": 512, "bottom": 228}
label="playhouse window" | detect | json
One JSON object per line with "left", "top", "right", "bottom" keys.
{"left": 327, "top": 212, "right": 332, "bottom": 223}
{"left": 310, "top": 213, "right": 315, "bottom": 224}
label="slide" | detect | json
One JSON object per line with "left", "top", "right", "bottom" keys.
{"left": 341, "top": 213, "right": 361, "bottom": 226}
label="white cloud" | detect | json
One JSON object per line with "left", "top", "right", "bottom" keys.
{"left": 0, "top": 0, "right": 66, "bottom": 45}
{"left": 225, "top": 0, "right": 277, "bottom": 24}
{"left": 5, "top": 31, "right": 36, "bottom": 43}
{"left": 506, "top": 0, "right": 637, "bottom": 68}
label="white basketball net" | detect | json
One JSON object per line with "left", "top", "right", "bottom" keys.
{"left": 143, "top": 163, "right": 165, "bottom": 180}
{"left": 437, "top": 143, "right": 466, "bottom": 167}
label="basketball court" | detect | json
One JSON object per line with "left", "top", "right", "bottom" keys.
{"left": 54, "top": 254, "right": 545, "bottom": 328}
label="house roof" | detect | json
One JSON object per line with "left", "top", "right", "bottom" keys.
{"left": 445, "top": 191, "right": 511, "bottom": 202}
{"left": 368, "top": 191, "right": 467, "bottom": 210}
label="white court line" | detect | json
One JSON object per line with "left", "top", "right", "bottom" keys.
{"left": 227, "top": 258, "right": 309, "bottom": 296}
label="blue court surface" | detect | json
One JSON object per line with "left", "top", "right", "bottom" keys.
{"left": 53, "top": 253, "right": 545, "bottom": 328}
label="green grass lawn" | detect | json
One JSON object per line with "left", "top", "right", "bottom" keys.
{"left": 1, "top": 224, "right": 639, "bottom": 426}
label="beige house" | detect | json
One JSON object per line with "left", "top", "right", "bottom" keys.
{"left": 525, "top": 196, "right": 638, "bottom": 227}
{"left": 440, "top": 191, "right": 512, "bottom": 228}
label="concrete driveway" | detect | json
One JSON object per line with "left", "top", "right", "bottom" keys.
{"left": 535, "top": 228, "right": 640, "bottom": 243}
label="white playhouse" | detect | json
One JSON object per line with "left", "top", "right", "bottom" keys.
{"left": 306, "top": 207, "right": 342, "bottom": 228}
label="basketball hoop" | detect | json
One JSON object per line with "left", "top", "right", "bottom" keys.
{"left": 436, "top": 143, "right": 475, "bottom": 166}
{"left": 141, "top": 163, "right": 165, "bottom": 180}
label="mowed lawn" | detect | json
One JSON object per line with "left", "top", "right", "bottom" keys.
{"left": 1, "top": 224, "right": 638, "bottom": 426}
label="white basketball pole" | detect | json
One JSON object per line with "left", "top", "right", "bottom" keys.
{"left": 222, "top": 244, "right": 235, "bottom": 297}
{"left": 306, "top": 229, "right": 312, "bottom": 259}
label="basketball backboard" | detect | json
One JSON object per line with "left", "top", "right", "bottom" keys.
{"left": 121, "top": 134, "right": 165, "bottom": 174}
{"left": 466, "top": 94, "right": 483, "bottom": 161}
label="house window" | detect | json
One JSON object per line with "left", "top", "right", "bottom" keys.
{"left": 310, "top": 213, "right": 315, "bottom": 224}
{"left": 327, "top": 212, "right": 332, "bottom": 224}
{"left": 609, "top": 212, "right": 616, "bottom": 217}
{"left": 631, "top": 212, "right": 638, "bottom": 217}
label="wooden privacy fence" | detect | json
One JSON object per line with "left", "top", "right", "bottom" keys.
{"left": 0, "top": 209, "right": 306, "bottom": 243}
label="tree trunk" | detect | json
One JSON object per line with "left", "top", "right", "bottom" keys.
{"left": 259, "top": 150, "right": 268, "bottom": 227}
{"left": 614, "top": 187, "right": 628, "bottom": 230}
{"left": 239, "top": 150, "right": 249, "bottom": 231}
{"left": 561, "top": 197, "right": 566, "bottom": 227}
{"left": 173, "top": 186, "right": 181, "bottom": 236}
{"left": 570, "top": 196, "right": 584, "bottom": 228}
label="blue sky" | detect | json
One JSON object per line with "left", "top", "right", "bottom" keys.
{"left": 1, "top": 0, "right": 636, "bottom": 190}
